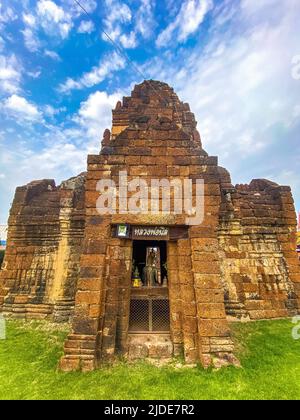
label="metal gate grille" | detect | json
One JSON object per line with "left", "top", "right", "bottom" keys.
{"left": 129, "top": 299, "right": 170, "bottom": 333}
{"left": 129, "top": 300, "right": 149, "bottom": 332}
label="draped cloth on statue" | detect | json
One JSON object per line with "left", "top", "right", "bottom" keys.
{"left": 144, "top": 248, "right": 161, "bottom": 286}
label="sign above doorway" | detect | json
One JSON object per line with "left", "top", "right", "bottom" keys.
{"left": 112, "top": 224, "right": 189, "bottom": 241}
{"left": 132, "top": 226, "right": 169, "bottom": 240}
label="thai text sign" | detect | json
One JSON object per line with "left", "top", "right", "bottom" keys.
{"left": 132, "top": 226, "right": 169, "bottom": 240}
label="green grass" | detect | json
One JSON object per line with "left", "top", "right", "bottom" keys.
{"left": 0, "top": 319, "right": 300, "bottom": 400}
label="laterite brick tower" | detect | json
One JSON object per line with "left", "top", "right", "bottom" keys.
{"left": 58, "top": 81, "right": 299, "bottom": 371}
{"left": 60, "top": 80, "right": 239, "bottom": 371}
{"left": 1, "top": 81, "right": 299, "bottom": 371}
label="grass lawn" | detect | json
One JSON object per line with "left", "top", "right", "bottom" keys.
{"left": 0, "top": 319, "right": 300, "bottom": 400}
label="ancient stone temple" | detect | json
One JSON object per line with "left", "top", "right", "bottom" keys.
{"left": 0, "top": 175, "right": 86, "bottom": 322}
{"left": 0, "top": 81, "right": 299, "bottom": 371}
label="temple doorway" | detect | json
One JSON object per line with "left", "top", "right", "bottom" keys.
{"left": 129, "top": 240, "right": 170, "bottom": 333}
{"left": 131, "top": 240, "right": 167, "bottom": 287}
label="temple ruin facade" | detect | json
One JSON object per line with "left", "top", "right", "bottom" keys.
{"left": 0, "top": 81, "right": 299, "bottom": 371}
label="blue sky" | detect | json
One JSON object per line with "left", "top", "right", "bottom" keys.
{"left": 0, "top": 0, "right": 299, "bottom": 224}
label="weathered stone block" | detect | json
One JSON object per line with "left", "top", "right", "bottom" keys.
{"left": 197, "top": 303, "right": 226, "bottom": 319}
{"left": 59, "top": 357, "right": 80, "bottom": 372}
{"left": 196, "top": 290, "right": 224, "bottom": 304}
{"left": 75, "top": 291, "right": 101, "bottom": 305}
{"left": 199, "top": 319, "right": 231, "bottom": 337}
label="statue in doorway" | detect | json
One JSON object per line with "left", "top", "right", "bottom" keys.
{"left": 144, "top": 248, "right": 160, "bottom": 287}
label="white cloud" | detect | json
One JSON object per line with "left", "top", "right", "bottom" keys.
{"left": 2, "top": 94, "right": 42, "bottom": 122}
{"left": 58, "top": 52, "right": 125, "bottom": 93}
{"left": 76, "top": 90, "right": 122, "bottom": 139}
{"left": 135, "top": 0, "right": 156, "bottom": 39}
{"left": 156, "top": 0, "right": 213, "bottom": 47}
{"left": 58, "top": 78, "right": 81, "bottom": 93}
{"left": 0, "top": 2, "right": 16, "bottom": 28}
{"left": 65, "top": 0, "right": 97, "bottom": 15}
{"left": 44, "top": 49, "right": 61, "bottom": 60}
{"left": 106, "top": 0, "right": 132, "bottom": 27}
{"left": 78, "top": 20, "right": 95, "bottom": 34}
{"left": 119, "top": 31, "right": 137, "bottom": 49}
{"left": 43, "top": 104, "right": 66, "bottom": 117}
{"left": 0, "top": 140, "right": 89, "bottom": 221}
{"left": 21, "top": 27, "right": 41, "bottom": 52}
{"left": 21, "top": 0, "right": 97, "bottom": 52}
{"left": 5, "top": 90, "right": 121, "bottom": 175}
{"left": 102, "top": 0, "right": 155, "bottom": 49}
{"left": 0, "top": 54, "right": 22, "bottom": 94}
{"left": 102, "top": 0, "right": 131, "bottom": 42}
{"left": 28, "top": 70, "right": 41, "bottom": 79}
{"left": 43, "top": 104, "right": 57, "bottom": 117}
{"left": 21, "top": 1, "right": 73, "bottom": 52}
{"left": 240, "top": 0, "right": 280, "bottom": 15}
{"left": 0, "top": 35, "right": 4, "bottom": 51}
{"left": 82, "top": 0, "right": 97, "bottom": 13}
{"left": 36, "top": 0, "right": 73, "bottom": 39}
{"left": 22, "top": 13, "right": 36, "bottom": 27}
{"left": 212, "top": 0, "right": 238, "bottom": 27}
{"left": 37, "top": 0, "right": 65, "bottom": 22}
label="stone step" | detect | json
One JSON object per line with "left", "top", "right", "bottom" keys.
{"left": 225, "top": 301, "right": 246, "bottom": 308}
{"left": 53, "top": 306, "right": 74, "bottom": 312}
{"left": 225, "top": 301, "right": 249, "bottom": 318}
{"left": 54, "top": 300, "right": 75, "bottom": 305}
{"left": 127, "top": 334, "right": 173, "bottom": 360}
{"left": 2, "top": 303, "right": 53, "bottom": 316}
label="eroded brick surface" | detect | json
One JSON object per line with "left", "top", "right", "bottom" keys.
{"left": 0, "top": 174, "right": 86, "bottom": 322}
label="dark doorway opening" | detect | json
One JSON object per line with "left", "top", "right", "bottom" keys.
{"left": 129, "top": 240, "right": 170, "bottom": 333}
{"left": 132, "top": 240, "right": 167, "bottom": 287}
